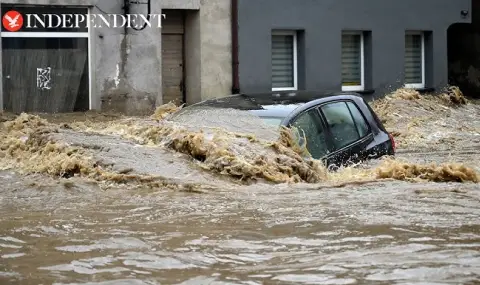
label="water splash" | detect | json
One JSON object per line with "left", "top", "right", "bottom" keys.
{"left": 0, "top": 87, "right": 478, "bottom": 187}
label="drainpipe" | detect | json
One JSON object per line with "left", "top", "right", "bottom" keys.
{"left": 231, "top": 0, "right": 240, "bottom": 94}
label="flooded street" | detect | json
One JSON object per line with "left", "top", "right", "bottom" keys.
{"left": 0, "top": 89, "right": 479, "bottom": 284}
{"left": 1, "top": 177, "right": 479, "bottom": 285}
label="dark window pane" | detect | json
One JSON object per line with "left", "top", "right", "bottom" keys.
{"left": 342, "top": 33, "right": 362, "bottom": 86}
{"left": 347, "top": 101, "right": 369, "bottom": 137}
{"left": 321, "top": 102, "right": 360, "bottom": 150}
{"left": 272, "top": 33, "right": 295, "bottom": 88}
{"left": 405, "top": 33, "right": 423, "bottom": 84}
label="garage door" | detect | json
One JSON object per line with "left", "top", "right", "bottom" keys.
{"left": 162, "top": 10, "right": 184, "bottom": 105}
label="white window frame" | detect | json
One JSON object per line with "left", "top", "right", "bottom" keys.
{"left": 341, "top": 31, "right": 365, "bottom": 92}
{"left": 404, "top": 31, "right": 425, "bottom": 89}
{"left": 0, "top": 7, "right": 94, "bottom": 110}
{"left": 271, "top": 30, "right": 298, "bottom": 91}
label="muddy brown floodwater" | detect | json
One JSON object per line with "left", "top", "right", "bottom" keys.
{"left": 0, "top": 88, "right": 479, "bottom": 285}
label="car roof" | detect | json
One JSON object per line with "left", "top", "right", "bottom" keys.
{"left": 181, "top": 90, "right": 364, "bottom": 118}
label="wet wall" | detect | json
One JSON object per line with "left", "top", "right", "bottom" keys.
{"left": 93, "top": 0, "right": 163, "bottom": 115}
{"left": 237, "top": 0, "right": 472, "bottom": 99}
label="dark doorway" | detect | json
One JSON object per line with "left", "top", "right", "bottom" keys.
{"left": 2, "top": 37, "right": 89, "bottom": 113}
{"left": 447, "top": 1, "right": 480, "bottom": 98}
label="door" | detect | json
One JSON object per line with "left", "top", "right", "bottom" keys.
{"left": 319, "top": 100, "right": 374, "bottom": 167}
{"left": 2, "top": 37, "right": 89, "bottom": 113}
{"left": 162, "top": 10, "right": 185, "bottom": 105}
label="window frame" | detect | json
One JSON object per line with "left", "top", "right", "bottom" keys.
{"left": 404, "top": 31, "right": 425, "bottom": 89}
{"left": 341, "top": 31, "right": 365, "bottom": 92}
{"left": 271, "top": 30, "right": 298, "bottom": 92}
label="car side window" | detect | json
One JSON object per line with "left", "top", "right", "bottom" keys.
{"left": 346, "top": 101, "right": 369, "bottom": 138}
{"left": 320, "top": 101, "right": 360, "bottom": 150}
{"left": 290, "top": 109, "right": 330, "bottom": 159}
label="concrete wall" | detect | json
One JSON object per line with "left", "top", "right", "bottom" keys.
{"left": 185, "top": 0, "right": 232, "bottom": 104}
{"left": 237, "top": 0, "right": 472, "bottom": 98}
{"left": 98, "top": 0, "right": 232, "bottom": 111}
{"left": 0, "top": 0, "right": 232, "bottom": 114}
{"left": 94, "top": 0, "right": 163, "bottom": 115}
{"left": 199, "top": 0, "right": 231, "bottom": 101}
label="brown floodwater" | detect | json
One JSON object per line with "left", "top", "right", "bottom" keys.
{"left": 0, "top": 88, "right": 479, "bottom": 285}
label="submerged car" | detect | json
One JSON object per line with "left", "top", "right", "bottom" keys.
{"left": 170, "top": 91, "right": 395, "bottom": 168}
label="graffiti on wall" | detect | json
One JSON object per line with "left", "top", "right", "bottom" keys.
{"left": 36, "top": 67, "right": 52, "bottom": 90}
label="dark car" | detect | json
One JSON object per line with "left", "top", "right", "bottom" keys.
{"left": 170, "top": 91, "right": 396, "bottom": 168}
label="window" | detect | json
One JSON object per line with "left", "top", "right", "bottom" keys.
{"left": 346, "top": 101, "right": 369, "bottom": 137}
{"left": 272, "top": 30, "right": 297, "bottom": 91}
{"left": 341, "top": 31, "right": 364, "bottom": 91}
{"left": 404, "top": 31, "right": 425, "bottom": 89}
{"left": 290, "top": 109, "right": 329, "bottom": 159}
{"left": 321, "top": 101, "right": 360, "bottom": 150}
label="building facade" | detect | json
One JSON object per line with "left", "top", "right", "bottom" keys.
{"left": 0, "top": 0, "right": 476, "bottom": 115}
{"left": 0, "top": 0, "right": 232, "bottom": 115}
{"left": 236, "top": 0, "right": 472, "bottom": 99}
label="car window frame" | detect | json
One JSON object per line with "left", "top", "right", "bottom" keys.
{"left": 315, "top": 99, "right": 373, "bottom": 154}
{"left": 287, "top": 106, "right": 334, "bottom": 159}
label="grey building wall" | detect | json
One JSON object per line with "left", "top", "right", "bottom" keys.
{"left": 237, "top": 0, "right": 472, "bottom": 98}
{"left": 0, "top": 0, "right": 232, "bottom": 115}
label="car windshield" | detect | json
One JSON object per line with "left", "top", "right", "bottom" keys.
{"left": 168, "top": 105, "right": 281, "bottom": 142}
{"left": 259, "top": 116, "right": 284, "bottom": 126}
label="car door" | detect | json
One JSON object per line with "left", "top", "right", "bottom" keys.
{"left": 318, "top": 100, "right": 374, "bottom": 167}
{"left": 288, "top": 108, "right": 333, "bottom": 161}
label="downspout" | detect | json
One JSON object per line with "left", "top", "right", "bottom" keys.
{"left": 231, "top": 0, "right": 240, "bottom": 94}
{"left": 119, "top": 0, "right": 130, "bottom": 90}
